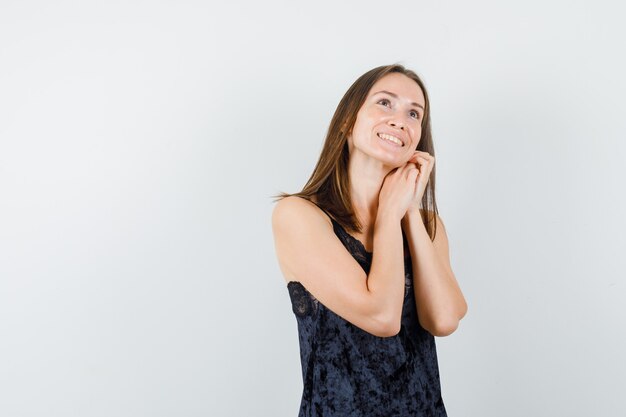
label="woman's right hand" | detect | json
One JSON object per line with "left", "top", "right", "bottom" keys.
{"left": 377, "top": 162, "right": 420, "bottom": 222}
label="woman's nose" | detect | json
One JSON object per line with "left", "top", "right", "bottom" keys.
{"left": 388, "top": 119, "right": 405, "bottom": 130}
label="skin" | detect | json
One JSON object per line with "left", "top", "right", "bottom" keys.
{"left": 347, "top": 72, "right": 468, "bottom": 335}
{"left": 346, "top": 72, "right": 427, "bottom": 244}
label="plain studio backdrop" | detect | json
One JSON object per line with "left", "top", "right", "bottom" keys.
{"left": 1, "top": 1, "right": 625, "bottom": 416}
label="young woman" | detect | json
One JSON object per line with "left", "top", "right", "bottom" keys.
{"left": 271, "top": 63, "right": 467, "bottom": 416}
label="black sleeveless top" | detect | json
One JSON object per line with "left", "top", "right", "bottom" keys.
{"left": 286, "top": 201, "right": 447, "bottom": 416}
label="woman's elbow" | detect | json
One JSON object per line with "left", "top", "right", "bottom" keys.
{"left": 430, "top": 321, "right": 458, "bottom": 337}
{"left": 421, "top": 303, "right": 468, "bottom": 337}
{"left": 435, "top": 301, "right": 468, "bottom": 336}
{"left": 430, "top": 316, "right": 462, "bottom": 337}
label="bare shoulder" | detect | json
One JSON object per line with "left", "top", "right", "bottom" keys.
{"left": 272, "top": 196, "right": 332, "bottom": 230}
{"left": 273, "top": 195, "right": 320, "bottom": 212}
{"left": 271, "top": 196, "right": 333, "bottom": 282}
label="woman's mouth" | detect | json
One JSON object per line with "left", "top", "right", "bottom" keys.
{"left": 377, "top": 132, "right": 404, "bottom": 147}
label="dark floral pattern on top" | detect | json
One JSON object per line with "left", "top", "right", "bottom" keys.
{"left": 286, "top": 206, "right": 447, "bottom": 416}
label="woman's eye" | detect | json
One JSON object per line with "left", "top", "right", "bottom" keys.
{"left": 378, "top": 98, "right": 420, "bottom": 119}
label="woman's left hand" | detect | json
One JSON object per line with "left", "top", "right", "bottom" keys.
{"left": 406, "top": 151, "right": 435, "bottom": 213}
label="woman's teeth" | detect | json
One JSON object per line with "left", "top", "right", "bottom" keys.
{"left": 378, "top": 133, "right": 403, "bottom": 146}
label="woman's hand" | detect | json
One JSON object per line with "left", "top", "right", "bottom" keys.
{"left": 405, "top": 151, "right": 435, "bottom": 213}
{"left": 378, "top": 162, "right": 421, "bottom": 222}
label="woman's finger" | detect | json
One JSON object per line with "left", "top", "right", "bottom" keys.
{"left": 414, "top": 156, "right": 433, "bottom": 168}
{"left": 405, "top": 164, "right": 419, "bottom": 180}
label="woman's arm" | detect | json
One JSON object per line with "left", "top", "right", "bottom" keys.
{"left": 402, "top": 208, "right": 467, "bottom": 337}
{"left": 272, "top": 196, "right": 406, "bottom": 337}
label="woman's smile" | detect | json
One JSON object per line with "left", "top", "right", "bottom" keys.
{"left": 377, "top": 132, "right": 405, "bottom": 147}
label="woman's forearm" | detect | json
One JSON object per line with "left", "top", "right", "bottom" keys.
{"left": 402, "top": 209, "right": 467, "bottom": 336}
{"left": 366, "top": 212, "right": 406, "bottom": 335}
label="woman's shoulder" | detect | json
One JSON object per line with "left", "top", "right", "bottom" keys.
{"left": 271, "top": 196, "right": 336, "bottom": 285}
{"left": 272, "top": 195, "right": 332, "bottom": 227}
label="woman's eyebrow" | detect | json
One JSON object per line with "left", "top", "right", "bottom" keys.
{"left": 372, "top": 90, "right": 424, "bottom": 109}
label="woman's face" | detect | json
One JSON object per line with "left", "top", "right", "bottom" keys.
{"left": 348, "top": 73, "right": 425, "bottom": 167}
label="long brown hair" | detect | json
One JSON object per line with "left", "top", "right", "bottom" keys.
{"left": 272, "top": 63, "right": 439, "bottom": 240}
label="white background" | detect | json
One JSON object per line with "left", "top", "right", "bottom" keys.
{"left": 1, "top": 1, "right": 625, "bottom": 416}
